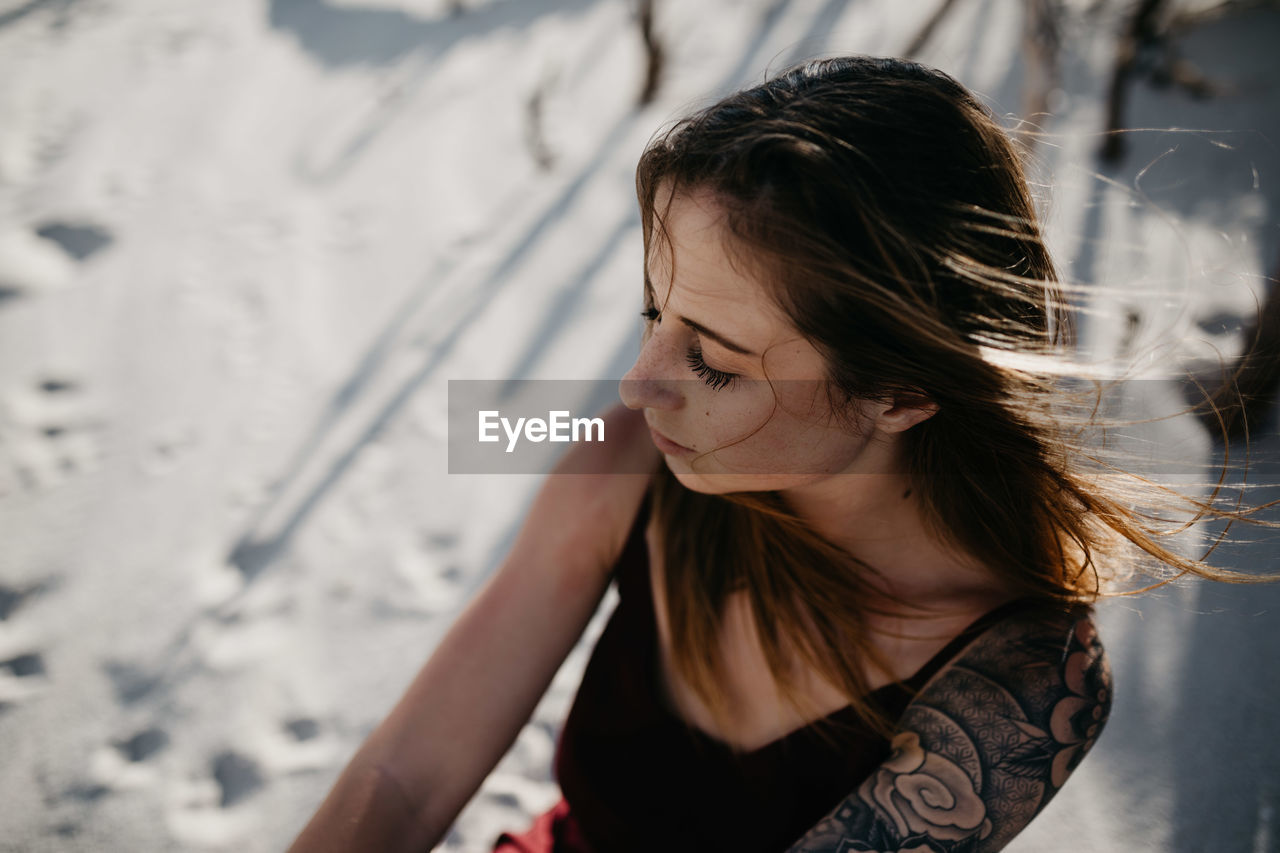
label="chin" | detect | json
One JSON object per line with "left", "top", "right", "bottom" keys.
{"left": 669, "top": 470, "right": 747, "bottom": 495}
{"left": 667, "top": 463, "right": 816, "bottom": 496}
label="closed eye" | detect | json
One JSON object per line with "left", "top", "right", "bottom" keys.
{"left": 642, "top": 307, "right": 740, "bottom": 391}
{"left": 685, "top": 344, "right": 738, "bottom": 391}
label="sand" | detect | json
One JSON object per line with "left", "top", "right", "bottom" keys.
{"left": 0, "top": 1, "right": 1277, "bottom": 850}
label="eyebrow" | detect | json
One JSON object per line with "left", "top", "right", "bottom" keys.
{"left": 645, "top": 276, "right": 759, "bottom": 357}
{"left": 678, "top": 316, "right": 758, "bottom": 357}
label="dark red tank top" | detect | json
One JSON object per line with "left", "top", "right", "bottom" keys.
{"left": 495, "top": 490, "right": 1036, "bottom": 853}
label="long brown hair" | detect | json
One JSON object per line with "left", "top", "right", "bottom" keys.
{"left": 633, "top": 55, "right": 1277, "bottom": 743}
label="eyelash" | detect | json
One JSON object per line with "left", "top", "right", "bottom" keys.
{"left": 639, "top": 307, "right": 740, "bottom": 392}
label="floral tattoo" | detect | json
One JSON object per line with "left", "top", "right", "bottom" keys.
{"left": 787, "top": 609, "right": 1112, "bottom": 853}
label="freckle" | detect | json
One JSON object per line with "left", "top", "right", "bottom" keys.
{"left": 902, "top": 488, "right": 912, "bottom": 499}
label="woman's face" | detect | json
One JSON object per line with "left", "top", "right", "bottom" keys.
{"left": 619, "top": 189, "right": 897, "bottom": 495}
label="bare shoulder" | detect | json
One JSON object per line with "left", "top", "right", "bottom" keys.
{"left": 513, "top": 403, "right": 661, "bottom": 578}
{"left": 789, "top": 604, "right": 1112, "bottom": 852}
{"left": 930, "top": 602, "right": 1107, "bottom": 692}
{"left": 911, "top": 603, "right": 1111, "bottom": 779}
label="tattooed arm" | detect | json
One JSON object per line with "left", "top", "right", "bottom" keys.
{"left": 787, "top": 607, "right": 1112, "bottom": 853}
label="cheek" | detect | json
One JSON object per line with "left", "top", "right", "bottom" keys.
{"left": 700, "top": 415, "right": 832, "bottom": 472}
{"left": 725, "top": 388, "right": 849, "bottom": 451}
{"left": 690, "top": 388, "right": 777, "bottom": 443}
{"left": 725, "top": 411, "right": 871, "bottom": 476}
{"left": 777, "top": 379, "right": 835, "bottom": 418}
{"left": 687, "top": 383, "right": 865, "bottom": 473}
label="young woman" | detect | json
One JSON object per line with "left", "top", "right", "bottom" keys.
{"left": 289, "top": 56, "right": 1270, "bottom": 853}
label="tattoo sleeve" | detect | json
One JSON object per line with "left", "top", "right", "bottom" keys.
{"left": 786, "top": 609, "right": 1112, "bottom": 853}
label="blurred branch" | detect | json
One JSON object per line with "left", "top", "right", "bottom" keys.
{"left": 904, "top": 0, "right": 962, "bottom": 57}
{"left": 524, "top": 73, "right": 557, "bottom": 172}
{"left": 637, "top": 0, "right": 665, "bottom": 106}
{"left": 1019, "top": 0, "right": 1063, "bottom": 157}
{"left": 1100, "top": 0, "right": 1167, "bottom": 162}
{"left": 1099, "top": 0, "right": 1242, "bottom": 163}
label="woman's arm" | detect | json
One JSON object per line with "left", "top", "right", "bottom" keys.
{"left": 787, "top": 607, "right": 1113, "bottom": 853}
{"left": 288, "top": 403, "right": 659, "bottom": 853}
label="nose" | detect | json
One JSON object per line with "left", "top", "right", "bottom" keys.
{"left": 619, "top": 325, "right": 684, "bottom": 412}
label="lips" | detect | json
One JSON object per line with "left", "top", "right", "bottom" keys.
{"left": 647, "top": 423, "right": 693, "bottom": 455}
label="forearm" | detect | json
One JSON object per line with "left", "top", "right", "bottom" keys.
{"left": 288, "top": 543, "right": 612, "bottom": 852}
{"left": 371, "top": 555, "right": 608, "bottom": 811}
{"left": 289, "top": 405, "right": 654, "bottom": 849}
{"left": 288, "top": 761, "right": 435, "bottom": 853}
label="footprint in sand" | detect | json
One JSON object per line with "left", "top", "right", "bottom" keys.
{"left": 211, "top": 750, "right": 265, "bottom": 808}
{"left": 0, "top": 650, "right": 48, "bottom": 710}
{"left": 84, "top": 726, "right": 172, "bottom": 793}
{"left": 283, "top": 717, "right": 319, "bottom": 742}
{"left": 101, "top": 660, "right": 162, "bottom": 706}
{"left": 0, "top": 376, "right": 108, "bottom": 494}
{"left": 165, "top": 749, "right": 269, "bottom": 847}
{"left": 0, "top": 580, "right": 51, "bottom": 711}
{"left": 33, "top": 221, "right": 114, "bottom": 263}
{"left": 115, "top": 727, "right": 171, "bottom": 763}
{"left": 0, "top": 220, "right": 113, "bottom": 304}
{"left": 0, "top": 580, "right": 44, "bottom": 621}
{"left": 245, "top": 715, "right": 344, "bottom": 779}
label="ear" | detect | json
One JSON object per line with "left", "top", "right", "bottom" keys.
{"left": 870, "top": 391, "right": 938, "bottom": 434}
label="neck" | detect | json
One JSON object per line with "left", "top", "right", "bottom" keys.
{"left": 778, "top": 463, "right": 996, "bottom": 611}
